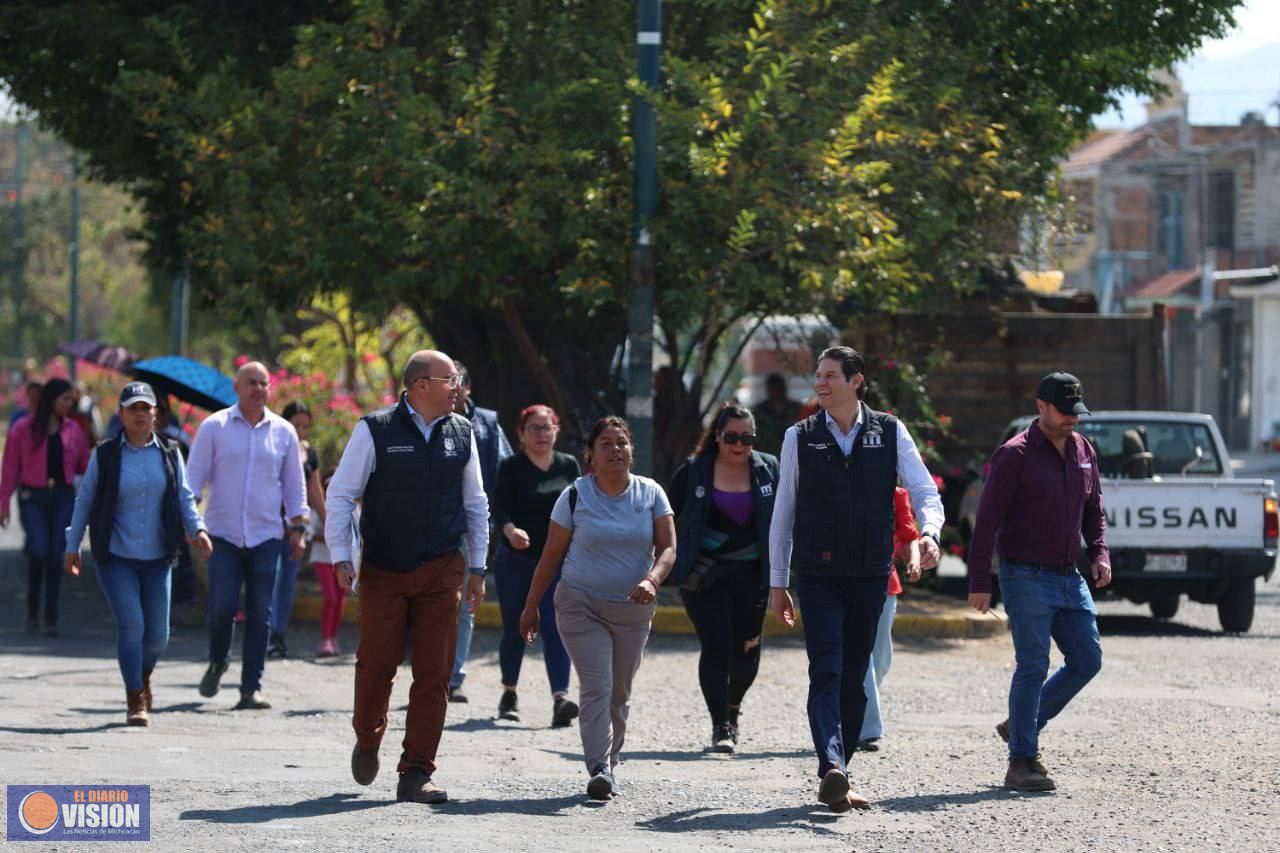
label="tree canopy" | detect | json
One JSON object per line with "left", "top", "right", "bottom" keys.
{"left": 0, "top": 0, "right": 1242, "bottom": 474}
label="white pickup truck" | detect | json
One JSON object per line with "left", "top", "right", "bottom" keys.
{"left": 958, "top": 411, "right": 1278, "bottom": 632}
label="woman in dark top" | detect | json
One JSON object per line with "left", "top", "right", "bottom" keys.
{"left": 492, "top": 404, "right": 581, "bottom": 727}
{"left": 668, "top": 402, "right": 780, "bottom": 754}
{"left": 0, "top": 377, "right": 91, "bottom": 634}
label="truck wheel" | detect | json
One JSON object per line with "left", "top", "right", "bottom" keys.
{"left": 1149, "top": 594, "right": 1180, "bottom": 620}
{"left": 1217, "top": 579, "right": 1256, "bottom": 633}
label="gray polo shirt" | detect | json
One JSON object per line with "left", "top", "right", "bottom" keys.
{"left": 550, "top": 474, "right": 673, "bottom": 602}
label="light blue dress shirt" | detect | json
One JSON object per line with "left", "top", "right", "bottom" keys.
{"left": 66, "top": 433, "right": 205, "bottom": 561}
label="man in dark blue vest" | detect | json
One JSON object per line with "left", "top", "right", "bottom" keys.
{"left": 324, "top": 350, "right": 490, "bottom": 805}
{"left": 447, "top": 360, "right": 512, "bottom": 703}
{"left": 768, "top": 346, "right": 944, "bottom": 812}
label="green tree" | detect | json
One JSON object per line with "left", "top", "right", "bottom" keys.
{"left": 0, "top": 0, "right": 1243, "bottom": 476}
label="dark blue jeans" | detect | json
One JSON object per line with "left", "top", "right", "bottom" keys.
{"left": 207, "top": 537, "right": 280, "bottom": 694}
{"left": 999, "top": 561, "right": 1103, "bottom": 759}
{"left": 96, "top": 557, "right": 172, "bottom": 692}
{"left": 18, "top": 485, "right": 75, "bottom": 623}
{"left": 795, "top": 573, "right": 888, "bottom": 778}
{"left": 492, "top": 545, "right": 571, "bottom": 693}
{"left": 270, "top": 537, "right": 300, "bottom": 636}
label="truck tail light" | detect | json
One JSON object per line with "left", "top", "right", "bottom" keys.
{"left": 1265, "top": 497, "right": 1279, "bottom": 546}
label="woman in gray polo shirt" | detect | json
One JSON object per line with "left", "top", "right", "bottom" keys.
{"left": 520, "top": 416, "right": 676, "bottom": 801}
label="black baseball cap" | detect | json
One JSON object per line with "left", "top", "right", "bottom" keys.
{"left": 1037, "top": 372, "right": 1089, "bottom": 416}
{"left": 119, "top": 381, "right": 157, "bottom": 408}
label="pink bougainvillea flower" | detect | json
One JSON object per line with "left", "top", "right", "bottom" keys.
{"left": 949, "top": 543, "right": 965, "bottom": 556}
{"left": 234, "top": 355, "right": 250, "bottom": 368}
{"left": 361, "top": 353, "right": 378, "bottom": 364}
{"left": 885, "top": 359, "right": 897, "bottom": 370}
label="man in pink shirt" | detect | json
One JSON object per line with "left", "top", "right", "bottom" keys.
{"left": 186, "top": 362, "right": 308, "bottom": 710}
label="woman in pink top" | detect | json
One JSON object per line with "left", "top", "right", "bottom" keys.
{"left": 0, "top": 378, "right": 91, "bottom": 634}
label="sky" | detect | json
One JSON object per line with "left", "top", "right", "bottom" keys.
{"left": 1, "top": 1, "right": 1277, "bottom": 126}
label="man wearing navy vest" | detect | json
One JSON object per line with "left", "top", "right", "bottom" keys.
{"left": 447, "top": 360, "right": 512, "bottom": 703}
{"left": 768, "top": 346, "right": 944, "bottom": 812}
{"left": 324, "top": 350, "right": 489, "bottom": 805}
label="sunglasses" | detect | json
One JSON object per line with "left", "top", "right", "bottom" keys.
{"left": 720, "top": 431, "right": 756, "bottom": 446}
{"left": 421, "top": 374, "right": 464, "bottom": 390}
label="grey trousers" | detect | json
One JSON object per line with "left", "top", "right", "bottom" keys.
{"left": 554, "top": 582, "right": 656, "bottom": 774}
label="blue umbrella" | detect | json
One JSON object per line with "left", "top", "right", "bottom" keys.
{"left": 128, "top": 356, "right": 236, "bottom": 413}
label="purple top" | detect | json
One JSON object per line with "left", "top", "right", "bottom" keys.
{"left": 712, "top": 488, "right": 754, "bottom": 528}
{"left": 966, "top": 419, "right": 1109, "bottom": 594}
{"left": 186, "top": 404, "right": 308, "bottom": 549}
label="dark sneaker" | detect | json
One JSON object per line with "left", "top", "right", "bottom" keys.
{"left": 448, "top": 686, "right": 468, "bottom": 704}
{"left": 266, "top": 632, "right": 288, "bottom": 660}
{"left": 396, "top": 768, "right": 447, "bottom": 804}
{"left": 856, "top": 737, "right": 881, "bottom": 752}
{"left": 1005, "top": 757, "right": 1056, "bottom": 792}
{"left": 586, "top": 765, "right": 615, "bottom": 801}
{"left": 711, "top": 723, "right": 735, "bottom": 754}
{"left": 234, "top": 690, "right": 272, "bottom": 710}
{"left": 818, "top": 768, "right": 851, "bottom": 807}
{"left": 351, "top": 745, "right": 380, "bottom": 786}
{"left": 498, "top": 690, "right": 520, "bottom": 721}
{"left": 551, "top": 696, "right": 579, "bottom": 728}
{"left": 198, "top": 662, "right": 229, "bottom": 698}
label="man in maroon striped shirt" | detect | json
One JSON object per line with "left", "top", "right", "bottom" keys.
{"left": 966, "top": 372, "right": 1111, "bottom": 793}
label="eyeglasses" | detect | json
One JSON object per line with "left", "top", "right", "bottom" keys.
{"left": 421, "top": 374, "right": 463, "bottom": 390}
{"left": 720, "top": 431, "right": 756, "bottom": 446}
{"left": 525, "top": 424, "right": 558, "bottom": 435}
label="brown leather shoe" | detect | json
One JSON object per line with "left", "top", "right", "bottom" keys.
{"left": 829, "top": 791, "right": 873, "bottom": 813}
{"left": 817, "top": 768, "right": 850, "bottom": 806}
{"left": 143, "top": 674, "right": 153, "bottom": 713}
{"left": 396, "top": 768, "right": 447, "bottom": 804}
{"left": 996, "top": 720, "right": 1048, "bottom": 775}
{"left": 126, "top": 689, "right": 149, "bottom": 727}
{"left": 351, "top": 745, "right": 380, "bottom": 786}
{"left": 1005, "top": 757, "right": 1056, "bottom": 791}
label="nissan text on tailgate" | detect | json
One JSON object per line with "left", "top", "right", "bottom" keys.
{"left": 960, "top": 412, "right": 1278, "bottom": 632}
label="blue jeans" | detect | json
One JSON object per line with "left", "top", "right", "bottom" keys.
{"left": 96, "top": 558, "right": 172, "bottom": 692}
{"left": 999, "top": 561, "right": 1103, "bottom": 759}
{"left": 859, "top": 594, "right": 898, "bottom": 741}
{"left": 451, "top": 605, "right": 474, "bottom": 690}
{"left": 795, "top": 574, "right": 888, "bottom": 778}
{"left": 18, "top": 485, "right": 75, "bottom": 622}
{"left": 207, "top": 537, "right": 280, "bottom": 694}
{"left": 270, "top": 538, "right": 300, "bottom": 636}
{"left": 492, "top": 545, "right": 571, "bottom": 693}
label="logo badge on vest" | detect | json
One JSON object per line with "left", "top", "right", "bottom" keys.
{"left": 695, "top": 485, "right": 706, "bottom": 499}
{"left": 759, "top": 484, "right": 773, "bottom": 497}
{"left": 443, "top": 437, "right": 457, "bottom": 457}
{"left": 862, "top": 431, "right": 883, "bottom": 448}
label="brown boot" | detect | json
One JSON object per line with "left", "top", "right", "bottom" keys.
{"left": 1005, "top": 757, "right": 1055, "bottom": 791}
{"left": 126, "top": 689, "right": 149, "bottom": 727}
{"left": 142, "top": 674, "right": 153, "bottom": 713}
{"left": 996, "top": 720, "right": 1049, "bottom": 775}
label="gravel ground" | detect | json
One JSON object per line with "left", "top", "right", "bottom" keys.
{"left": 3, "top": 545, "right": 1278, "bottom": 852}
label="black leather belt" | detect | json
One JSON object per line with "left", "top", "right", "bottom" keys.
{"left": 1009, "top": 561, "right": 1077, "bottom": 576}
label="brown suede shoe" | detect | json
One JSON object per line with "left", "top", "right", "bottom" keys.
{"left": 126, "top": 689, "right": 149, "bottom": 727}
{"left": 396, "top": 768, "right": 447, "bottom": 804}
{"left": 1005, "top": 757, "right": 1056, "bottom": 792}
{"left": 817, "top": 768, "right": 850, "bottom": 807}
{"left": 351, "top": 745, "right": 380, "bottom": 786}
{"left": 996, "top": 720, "right": 1049, "bottom": 775}
{"left": 143, "top": 674, "right": 153, "bottom": 713}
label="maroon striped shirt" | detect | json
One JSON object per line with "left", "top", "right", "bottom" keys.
{"left": 966, "top": 420, "right": 1109, "bottom": 594}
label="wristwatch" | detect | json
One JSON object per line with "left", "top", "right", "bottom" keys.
{"left": 289, "top": 524, "right": 308, "bottom": 535}
{"left": 921, "top": 531, "right": 940, "bottom": 547}
{"left": 467, "top": 566, "right": 487, "bottom": 577}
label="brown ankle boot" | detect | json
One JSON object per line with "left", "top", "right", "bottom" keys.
{"left": 126, "top": 689, "right": 149, "bottom": 727}
{"left": 142, "top": 674, "right": 153, "bottom": 712}
{"left": 1005, "top": 757, "right": 1055, "bottom": 791}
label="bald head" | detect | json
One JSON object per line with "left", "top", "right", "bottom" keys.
{"left": 402, "top": 350, "right": 453, "bottom": 389}
{"left": 236, "top": 361, "right": 269, "bottom": 382}
{"left": 233, "top": 360, "right": 270, "bottom": 421}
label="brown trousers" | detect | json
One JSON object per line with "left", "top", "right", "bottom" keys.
{"left": 353, "top": 551, "right": 464, "bottom": 775}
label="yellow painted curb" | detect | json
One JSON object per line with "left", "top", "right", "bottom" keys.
{"left": 288, "top": 596, "right": 1007, "bottom": 639}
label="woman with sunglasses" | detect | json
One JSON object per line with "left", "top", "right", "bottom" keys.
{"left": 491, "top": 404, "right": 581, "bottom": 726}
{"left": 668, "top": 402, "right": 780, "bottom": 754}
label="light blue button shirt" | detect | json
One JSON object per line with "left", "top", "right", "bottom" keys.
{"left": 66, "top": 433, "right": 205, "bottom": 560}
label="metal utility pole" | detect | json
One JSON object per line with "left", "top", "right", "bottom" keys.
{"left": 9, "top": 120, "right": 27, "bottom": 361}
{"left": 625, "top": 0, "right": 661, "bottom": 475}
{"left": 169, "top": 264, "right": 190, "bottom": 355}
{"left": 68, "top": 154, "right": 81, "bottom": 379}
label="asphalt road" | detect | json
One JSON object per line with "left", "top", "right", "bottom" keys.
{"left": 2, "top": 535, "right": 1278, "bottom": 851}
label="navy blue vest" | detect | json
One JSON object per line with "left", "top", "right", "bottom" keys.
{"left": 89, "top": 434, "right": 183, "bottom": 563}
{"left": 791, "top": 405, "right": 899, "bottom": 577}
{"left": 359, "top": 397, "right": 473, "bottom": 572}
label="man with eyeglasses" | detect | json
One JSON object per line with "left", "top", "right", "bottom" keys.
{"left": 767, "top": 346, "right": 943, "bottom": 813}
{"left": 324, "top": 350, "right": 490, "bottom": 804}
{"left": 446, "top": 361, "right": 512, "bottom": 704}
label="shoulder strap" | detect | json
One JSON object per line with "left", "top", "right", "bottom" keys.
{"left": 568, "top": 482, "right": 578, "bottom": 515}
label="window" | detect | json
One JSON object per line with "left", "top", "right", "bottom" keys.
{"left": 1077, "top": 421, "right": 1222, "bottom": 477}
{"left": 1209, "top": 171, "right": 1235, "bottom": 251}
{"left": 1157, "top": 191, "right": 1185, "bottom": 268}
